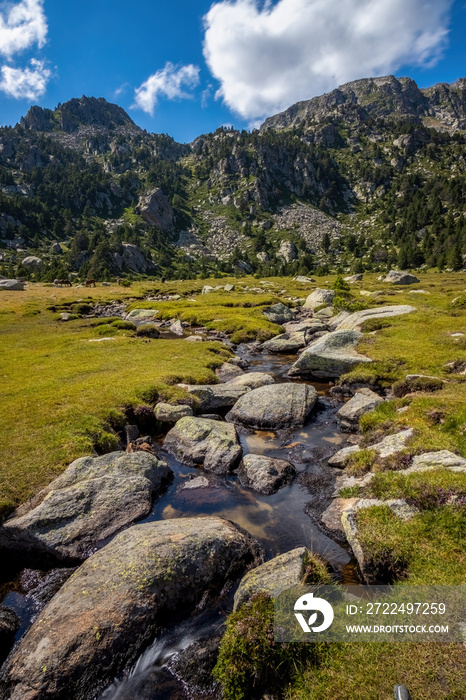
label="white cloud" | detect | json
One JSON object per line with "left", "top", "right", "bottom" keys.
{"left": 0, "top": 0, "right": 47, "bottom": 58}
{"left": 0, "top": 58, "right": 50, "bottom": 99}
{"left": 133, "top": 62, "right": 200, "bottom": 115}
{"left": 203, "top": 0, "right": 453, "bottom": 121}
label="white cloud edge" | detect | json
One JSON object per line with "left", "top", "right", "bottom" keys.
{"left": 203, "top": 0, "right": 454, "bottom": 121}
{"left": 132, "top": 62, "right": 201, "bottom": 116}
{"left": 0, "top": 58, "right": 51, "bottom": 100}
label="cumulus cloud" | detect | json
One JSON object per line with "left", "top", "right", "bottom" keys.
{"left": 0, "top": 0, "right": 47, "bottom": 58}
{"left": 203, "top": 0, "right": 453, "bottom": 121}
{"left": 0, "top": 58, "right": 50, "bottom": 99}
{"left": 133, "top": 62, "right": 200, "bottom": 115}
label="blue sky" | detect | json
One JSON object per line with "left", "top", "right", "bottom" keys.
{"left": 0, "top": 0, "right": 465, "bottom": 143}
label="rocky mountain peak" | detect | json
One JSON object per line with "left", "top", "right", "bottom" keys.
{"left": 260, "top": 75, "right": 466, "bottom": 132}
{"left": 20, "top": 96, "right": 140, "bottom": 134}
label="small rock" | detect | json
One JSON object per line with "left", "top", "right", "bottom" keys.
{"left": 170, "top": 319, "right": 184, "bottom": 335}
{"left": 337, "top": 388, "right": 384, "bottom": 432}
{"left": 124, "top": 424, "right": 140, "bottom": 444}
{"left": 234, "top": 547, "right": 312, "bottom": 611}
{"left": 164, "top": 417, "right": 242, "bottom": 474}
{"left": 384, "top": 270, "right": 420, "bottom": 285}
{"left": 215, "top": 362, "right": 244, "bottom": 383}
{"left": 237, "top": 454, "right": 296, "bottom": 494}
{"left": 293, "top": 276, "right": 316, "bottom": 283}
{"left": 227, "top": 372, "right": 275, "bottom": 389}
{"left": 303, "top": 288, "right": 335, "bottom": 310}
{"left": 0, "top": 279, "right": 25, "bottom": 291}
{"left": 155, "top": 403, "right": 193, "bottom": 423}
{"left": 344, "top": 274, "right": 363, "bottom": 283}
{"left": 262, "top": 303, "right": 296, "bottom": 324}
{"left": 126, "top": 309, "right": 159, "bottom": 322}
{"left": 183, "top": 383, "right": 250, "bottom": 411}
{"left": 261, "top": 331, "right": 306, "bottom": 353}
{"left": 328, "top": 428, "right": 414, "bottom": 467}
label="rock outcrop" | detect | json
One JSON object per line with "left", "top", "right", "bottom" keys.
{"left": 138, "top": 188, "right": 174, "bottom": 231}
{"left": 0, "top": 518, "right": 263, "bottom": 700}
{"left": 114, "top": 243, "right": 156, "bottom": 273}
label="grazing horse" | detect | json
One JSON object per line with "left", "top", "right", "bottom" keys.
{"left": 54, "top": 278, "right": 72, "bottom": 287}
{"left": 85, "top": 279, "right": 97, "bottom": 287}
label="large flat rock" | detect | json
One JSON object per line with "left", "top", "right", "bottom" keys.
{"left": 227, "top": 382, "right": 318, "bottom": 430}
{"left": 334, "top": 305, "right": 416, "bottom": 331}
{"left": 163, "top": 417, "right": 242, "bottom": 474}
{"left": 3, "top": 452, "right": 171, "bottom": 563}
{"left": 0, "top": 518, "right": 263, "bottom": 700}
{"left": 289, "top": 329, "right": 372, "bottom": 379}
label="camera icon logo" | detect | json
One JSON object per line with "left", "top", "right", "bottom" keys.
{"left": 294, "top": 592, "right": 334, "bottom": 633}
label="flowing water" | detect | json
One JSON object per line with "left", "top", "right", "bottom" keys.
{"left": 1, "top": 343, "right": 359, "bottom": 699}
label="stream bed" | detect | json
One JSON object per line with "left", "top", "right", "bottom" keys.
{"left": 0, "top": 341, "right": 359, "bottom": 700}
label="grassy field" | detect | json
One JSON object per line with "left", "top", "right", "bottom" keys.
{"left": 1, "top": 271, "right": 466, "bottom": 697}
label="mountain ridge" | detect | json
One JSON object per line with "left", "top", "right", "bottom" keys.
{"left": 0, "top": 74, "right": 465, "bottom": 281}
{"left": 260, "top": 75, "right": 466, "bottom": 132}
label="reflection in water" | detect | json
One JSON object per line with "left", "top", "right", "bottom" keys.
{"left": 146, "top": 348, "right": 350, "bottom": 569}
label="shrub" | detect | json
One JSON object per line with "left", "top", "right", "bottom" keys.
{"left": 88, "top": 316, "right": 122, "bottom": 327}
{"left": 72, "top": 302, "right": 93, "bottom": 315}
{"left": 450, "top": 294, "right": 466, "bottom": 309}
{"left": 136, "top": 323, "right": 160, "bottom": 338}
{"left": 213, "top": 593, "right": 324, "bottom": 700}
{"left": 94, "top": 325, "right": 118, "bottom": 336}
{"left": 119, "top": 279, "right": 131, "bottom": 287}
{"left": 346, "top": 449, "right": 377, "bottom": 476}
{"left": 111, "top": 320, "right": 137, "bottom": 331}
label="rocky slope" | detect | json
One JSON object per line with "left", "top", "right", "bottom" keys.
{"left": 0, "top": 76, "right": 465, "bottom": 282}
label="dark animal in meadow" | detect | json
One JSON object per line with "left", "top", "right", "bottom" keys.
{"left": 54, "top": 279, "right": 72, "bottom": 287}
{"left": 85, "top": 279, "right": 97, "bottom": 287}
